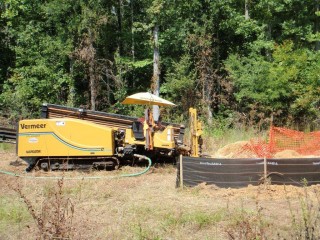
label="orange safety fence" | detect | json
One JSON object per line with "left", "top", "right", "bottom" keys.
{"left": 269, "top": 126, "right": 320, "bottom": 157}
{"left": 233, "top": 126, "right": 320, "bottom": 159}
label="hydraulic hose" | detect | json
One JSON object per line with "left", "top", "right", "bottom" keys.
{"left": 120, "top": 154, "right": 152, "bottom": 177}
{"left": 0, "top": 154, "right": 152, "bottom": 180}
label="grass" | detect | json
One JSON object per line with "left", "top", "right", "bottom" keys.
{"left": 131, "top": 223, "right": 163, "bottom": 240}
{"left": 0, "top": 143, "right": 15, "bottom": 152}
{"left": 2, "top": 149, "right": 320, "bottom": 239}
{"left": 202, "top": 123, "right": 268, "bottom": 155}
{"left": 0, "top": 197, "right": 31, "bottom": 225}
{"left": 0, "top": 196, "right": 32, "bottom": 240}
{"left": 164, "top": 209, "right": 225, "bottom": 229}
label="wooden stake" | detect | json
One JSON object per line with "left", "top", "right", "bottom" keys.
{"left": 180, "top": 154, "right": 183, "bottom": 189}
{"left": 264, "top": 156, "right": 267, "bottom": 187}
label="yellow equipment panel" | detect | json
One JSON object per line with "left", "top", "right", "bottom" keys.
{"left": 124, "top": 122, "right": 175, "bottom": 149}
{"left": 18, "top": 118, "right": 115, "bottom": 157}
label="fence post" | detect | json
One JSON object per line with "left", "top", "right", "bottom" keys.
{"left": 180, "top": 154, "right": 183, "bottom": 189}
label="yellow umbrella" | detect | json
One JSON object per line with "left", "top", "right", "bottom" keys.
{"left": 121, "top": 92, "right": 176, "bottom": 106}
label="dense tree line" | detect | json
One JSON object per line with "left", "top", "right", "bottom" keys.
{"left": 0, "top": 0, "right": 319, "bottom": 128}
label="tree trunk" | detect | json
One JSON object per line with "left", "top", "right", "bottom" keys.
{"left": 152, "top": 25, "right": 160, "bottom": 121}
{"left": 131, "top": 0, "right": 135, "bottom": 88}
{"left": 117, "top": 0, "right": 123, "bottom": 56}
{"left": 68, "top": 59, "right": 75, "bottom": 106}
{"left": 131, "top": 0, "right": 135, "bottom": 61}
{"left": 245, "top": 0, "right": 250, "bottom": 20}
{"left": 316, "top": 0, "right": 320, "bottom": 50}
{"left": 89, "top": 61, "right": 96, "bottom": 111}
{"left": 203, "top": 72, "right": 213, "bottom": 124}
{"left": 87, "top": 32, "right": 97, "bottom": 111}
{"left": 199, "top": 50, "right": 213, "bottom": 124}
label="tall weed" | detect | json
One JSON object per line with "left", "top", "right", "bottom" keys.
{"left": 285, "top": 185, "right": 320, "bottom": 240}
{"left": 12, "top": 179, "right": 75, "bottom": 239}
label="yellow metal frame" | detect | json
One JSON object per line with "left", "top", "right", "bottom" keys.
{"left": 189, "top": 108, "right": 203, "bottom": 157}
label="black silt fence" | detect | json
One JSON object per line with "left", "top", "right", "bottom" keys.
{"left": 177, "top": 156, "right": 320, "bottom": 188}
{"left": 266, "top": 158, "right": 320, "bottom": 185}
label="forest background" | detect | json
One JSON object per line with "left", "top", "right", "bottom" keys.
{"left": 0, "top": 0, "right": 320, "bottom": 132}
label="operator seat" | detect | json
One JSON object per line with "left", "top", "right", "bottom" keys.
{"left": 132, "top": 121, "right": 145, "bottom": 140}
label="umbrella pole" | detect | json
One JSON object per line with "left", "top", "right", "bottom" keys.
{"left": 145, "top": 107, "right": 155, "bottom": 150}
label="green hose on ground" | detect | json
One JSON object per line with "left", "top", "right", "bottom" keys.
{"left": 0, "top": 154, "right": 152, "bottom": 180}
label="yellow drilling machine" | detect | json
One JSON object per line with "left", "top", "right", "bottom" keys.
{"left": 17, "top": 93, "right": 202, "bottom": 171}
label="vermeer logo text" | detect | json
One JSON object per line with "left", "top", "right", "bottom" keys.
{"left": 20, "top": 124, "right": 46, "bottom": 129}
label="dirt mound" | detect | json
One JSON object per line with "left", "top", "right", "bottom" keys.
{"left": 214, "top": 141, "right": 320, "bottom": 159}
{"left": 274, "top": 150, "right": 301, "bottom": 158}
{"left": 214, "top": 141, "right": 258, "bottom": 158}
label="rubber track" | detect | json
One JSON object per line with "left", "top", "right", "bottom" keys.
{"left": 0, "top": 155, "right": 152, "bottom": 180}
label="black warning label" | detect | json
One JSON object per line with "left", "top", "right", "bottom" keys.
{"left": 26, "top": 150, "right": 41, "bottom": 154}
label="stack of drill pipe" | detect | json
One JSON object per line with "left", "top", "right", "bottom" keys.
{"left": 42, "top": 104, "right": 181, "bottom": 138}
{"left": 0, "top": 126, "right": 16, "bottom": 142}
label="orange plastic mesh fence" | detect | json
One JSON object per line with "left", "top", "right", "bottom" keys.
{"left": 245, "top": 138, "right": 272, "bottom": 158}
{"left": 268, "top": 126, "right": 320, "bottom": 157}
{"left": 233, "top": 127, "right": 320, "bottom": 158}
